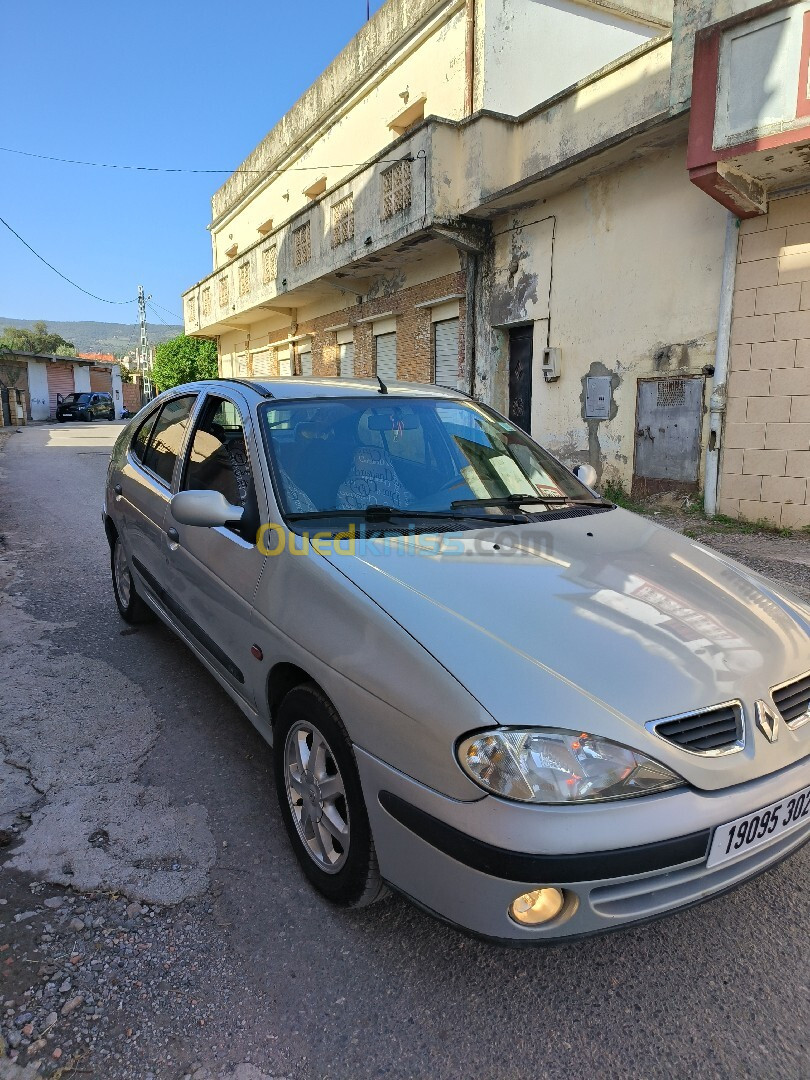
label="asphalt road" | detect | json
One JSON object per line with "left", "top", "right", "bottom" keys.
{"left": 1, "top": 422, "right": 809, "bottom": 1080}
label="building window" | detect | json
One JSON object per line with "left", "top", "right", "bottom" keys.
{"left": 201, "top": 287, "right": 212, "bottom": 319}
{"left": 218, "top": 275, "right": 229, "bottom": 308}
{"left": 186, "top": 297, "right": 196, "bottom": 324}
{"left": 262, "top": 244, "right": 277, "bottom": 284}
{"left": 238, "top": 261, "right": 250, "bottom": 298}
{"left": 293, "top": 221, "right": 311, "bottom": 267}
{"left": 331, "top": 195, "right": 354, "bottom": 247}
{"left": 381, "top": 159, "right": 412, "bottom": 219}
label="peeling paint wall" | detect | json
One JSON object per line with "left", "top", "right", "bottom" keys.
{"left": 481, "top": 0, "right": 662, "bottom": 116}
{"left": 477, "top": 144, "right": 728, "bottom": 486}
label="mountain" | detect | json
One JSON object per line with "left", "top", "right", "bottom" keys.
{"left": 0, "top": 317, "right": 183, "bottom": 357}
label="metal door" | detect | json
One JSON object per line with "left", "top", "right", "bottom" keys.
{"left": 434, "top": 318, "right": 460, "bottom": 388}
{"left": 90, "top": 368, "right": 112, "bottom": 394}
{"left": 375, "top": 332, "right": 397, "bottom": 381}
{"left": 250, "top": 348, "right": 272, "bottom": 377}
{"left": 508, "top": 325, "right": 533, "bottom": 432}
{"left": 46, "top": 362, "right": 74, "bottom": 418}
{"left": 298, "top": 346, "right": 313, "bottom": 376}
{"left": 1, "top": 387, "right": 10, "bottom": 427}
{"left": 634, "top": 377, "right": 704, "bottom": 485}
{"left": 278, "top": 347, "right": 292, "bottom": 377}
{"left": 339, "top": 342, "right": 354, "bottom": 377}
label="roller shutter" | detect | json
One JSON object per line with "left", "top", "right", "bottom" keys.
{"left": 278, "top": 347, "right": 292, "bottom": 377}
{"left": 46, "top": 362, "right": 75, "bottom": 417}
{"left": 374, "top": 332, "right": 397, "bottom": 382}
{"left": 250, "top": 348, "right": 272, "bottom": 377}
{"left": 433, "top": 318, "right": 460, "bottom": 389}
{"left": 339, "top": 342, "right": 355, "bottom": 378}
{"left": 298, "top": 344, "right": 313, "bottom": 376}
{"left": 90, "top": 367, "right": 113, "bottom": 394}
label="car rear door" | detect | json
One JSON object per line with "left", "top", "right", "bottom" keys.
{"left": 162, "top": 389, "right": 267, "bottom": 708}
{"left": 114, "top": 392, "right": 199, "bottom": 610}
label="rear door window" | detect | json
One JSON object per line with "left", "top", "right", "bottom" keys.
{"left": 141, "top": 395, "right": 197, "bottom": 486}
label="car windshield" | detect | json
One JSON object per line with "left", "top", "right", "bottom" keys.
{"left": 259, "top": 396, "right": 598, "bottom": 522}
{"left": 64, "top": 393, "right": 91, "bottom": 404}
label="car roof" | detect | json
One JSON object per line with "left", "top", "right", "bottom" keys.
{"left": 193, "top": 377, "right": 470, "bottom": 402}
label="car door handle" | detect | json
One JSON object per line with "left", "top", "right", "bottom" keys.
{"left": 167, "top": 527, "right": 179, "bottom": 543}
{"left": 114, "top": 484, "right": 122, "bottom": 496}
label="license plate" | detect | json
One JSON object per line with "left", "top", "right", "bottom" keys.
{"left": 707, "top": 783, "right": 810, "bottom": 868}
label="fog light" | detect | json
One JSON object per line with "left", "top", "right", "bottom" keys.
{"left": 509, "top": 887, "right": 564, "bottom": 926}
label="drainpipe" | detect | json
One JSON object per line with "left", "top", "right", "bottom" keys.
{"left": 704, "top": 211, "right": 739, "bottom": 517}
{"left": 464, "top": 251, "right": 477, "bottom": 395}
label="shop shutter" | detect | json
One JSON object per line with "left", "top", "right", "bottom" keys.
{"left": 278, "top": 347, "right": 292, "bottom": 377}
{"left": 433, "top": 318, "right": 460, "bottom": 389}
{"left": 339, "top": 342, "right": 355, "bottom": 378}
{"left": 90, "top": 367, "right": 113, "bottom": 394}
{"left": 46, "top": 362, "right": 75, "bottom": 417}
{"left": 299, "top": 345, "right": 313, "bottom": 376}
{"left": 236, "top": 353, "right": 248, "bottom": 377}
{"left": 374, "top": 332, "right": 397, "bottom": 382}
{"left": 250, "top": 348, "right": 272, "bottom": 377}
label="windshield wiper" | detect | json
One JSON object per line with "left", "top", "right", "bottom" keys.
{"left": 287, "top": 505, "right": 528, "bottom": 524}
{"left": 451, "top": 493, "right": 611, "bottom": 510}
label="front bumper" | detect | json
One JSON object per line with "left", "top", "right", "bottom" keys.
{"left": 357, "top": 748, "right": 810, "bottom": 942}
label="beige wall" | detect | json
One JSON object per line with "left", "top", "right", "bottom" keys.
{"left": 478, "top": 143, "right": 728, "bottom": 486}
{"left": 720, "top": 192, "right": 810, "bottom": 528}
{"left": 212, "top": 2, "right": 468, "bottom": 268}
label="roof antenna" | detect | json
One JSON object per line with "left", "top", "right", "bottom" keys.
{"left": 376, "top": 372, "right": 388, "bottom": 395}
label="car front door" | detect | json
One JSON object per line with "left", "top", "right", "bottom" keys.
{"left": 115, "top": 393, "right": 199, "bottom": 610}
{"left": 163, "top": 390, "right": 267, "bottom": 708}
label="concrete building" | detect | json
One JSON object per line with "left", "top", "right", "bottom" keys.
{"left": 0, "top": 351, "right": 124, "bottom": 420}
{"left": 182, "top": 0, "right": 809, "bottom": 527}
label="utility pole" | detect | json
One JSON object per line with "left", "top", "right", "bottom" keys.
{"left": 137, "top": 284, "right": 153, "bottom": 400}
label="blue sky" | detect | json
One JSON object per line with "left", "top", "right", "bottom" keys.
{"left": 1, "top": 1, "right": 385, "bottom": 326}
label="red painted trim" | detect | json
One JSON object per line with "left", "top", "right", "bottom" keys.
{"left": 687, "top": 28, "right": 721, "bottom": 170}
{"left": 688, "top": 163, "right": 762, "bottom": 219}
{"left": 797, "top": 10, "right": 810, "bottom": 117}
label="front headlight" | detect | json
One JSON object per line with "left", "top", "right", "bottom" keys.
{"left": 457, "top": 728, "right": 684, "bottom": 804}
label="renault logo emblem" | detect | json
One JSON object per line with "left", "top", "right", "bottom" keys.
{"left": 755, "top": 700, "right": 780, "bottom": 743}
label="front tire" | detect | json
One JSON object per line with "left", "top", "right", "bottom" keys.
{"left": 111, "top": 536, "right": 152, "bottom": 624}
{"left": 274, "top": 685, "right": 386, "bottom": 907}
{"left": 107, "top": 410, "right": 115, "bottom": 421}
{"left": 57, "top": 415, "right": 66, "bottom": 423}
{"left": 84, "top": 410, "right": 93, "bottom": 422}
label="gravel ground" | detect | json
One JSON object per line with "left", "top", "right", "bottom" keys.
{"left": 1, "top": 425, "right": 809, "bottom": 1080}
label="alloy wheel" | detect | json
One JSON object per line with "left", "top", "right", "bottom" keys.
{"left": 113, "top": 541, "right": 132, "bottom": 609}
{"left": 284, "top": 721, "right": 350, "bottom": 873}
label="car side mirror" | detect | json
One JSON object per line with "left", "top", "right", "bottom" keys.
{"left": 170, "top": 490, "right": 244, "bottom": 528}
{"left": 573, "top": 464, "right": 598, "bottom": 489}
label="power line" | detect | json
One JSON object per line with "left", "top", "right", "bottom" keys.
{"left": 0, "top": 212, "right": 136, "bottom": 305}
{"left": 146, "top": 302, "right": 172, "bottom": 326}
{"left": 0, "top": 145, "right": 413, "bottom": 175}
{"left": 148, "top": 300, "right": 182, "bottom": 322}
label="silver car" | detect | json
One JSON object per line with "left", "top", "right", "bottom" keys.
{"left": 103, "top": 378, "right": 810, "bottom": 942}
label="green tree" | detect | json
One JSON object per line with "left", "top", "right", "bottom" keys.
{"left": 0, "top": 321, "right": 75, "bottom": 355}
{"left": 151, "top": 335, "right": 218, "bottom": 391}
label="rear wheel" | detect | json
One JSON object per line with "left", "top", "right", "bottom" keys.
{"left": 274, "top": 685, "right": 386, "bottom": 907}
{"left": 57, "top": 415, "right": 66, "bottom": 423}
{"left": 107, "top": 409, "right": 115, "bottom": 421}
{"left": 111, "top": 536, "right": 152, "bottom": 624}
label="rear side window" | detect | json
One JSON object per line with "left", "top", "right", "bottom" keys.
{"left": 141, "top": 395, "right": 197, "bottom": 486}
{"left": 131, "top": 408, "right": 161, "bottom": 464}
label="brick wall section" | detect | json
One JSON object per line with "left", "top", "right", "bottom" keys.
{"left": 301, "top": 271, "right": 464, "bottom": 381}
{"left": 721, "top": 193, "right": 810, "bottom": 528}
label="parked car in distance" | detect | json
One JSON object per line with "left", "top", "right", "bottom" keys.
{"left": 57, "top": 392, "right": 115, "bottom": 422}
{"left": 102, "top": 378, "right": 810, "bottom": 943}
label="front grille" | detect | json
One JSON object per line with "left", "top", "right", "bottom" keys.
{"left": 648, "top": 701, "right": 743, "bottom": 754}
{"left": 772, "top": 672, "right": 810, "bottom": 727}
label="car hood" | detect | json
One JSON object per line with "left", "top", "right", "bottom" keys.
{"left": 322, "top": 508, "right": 810, "bottom": 790}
